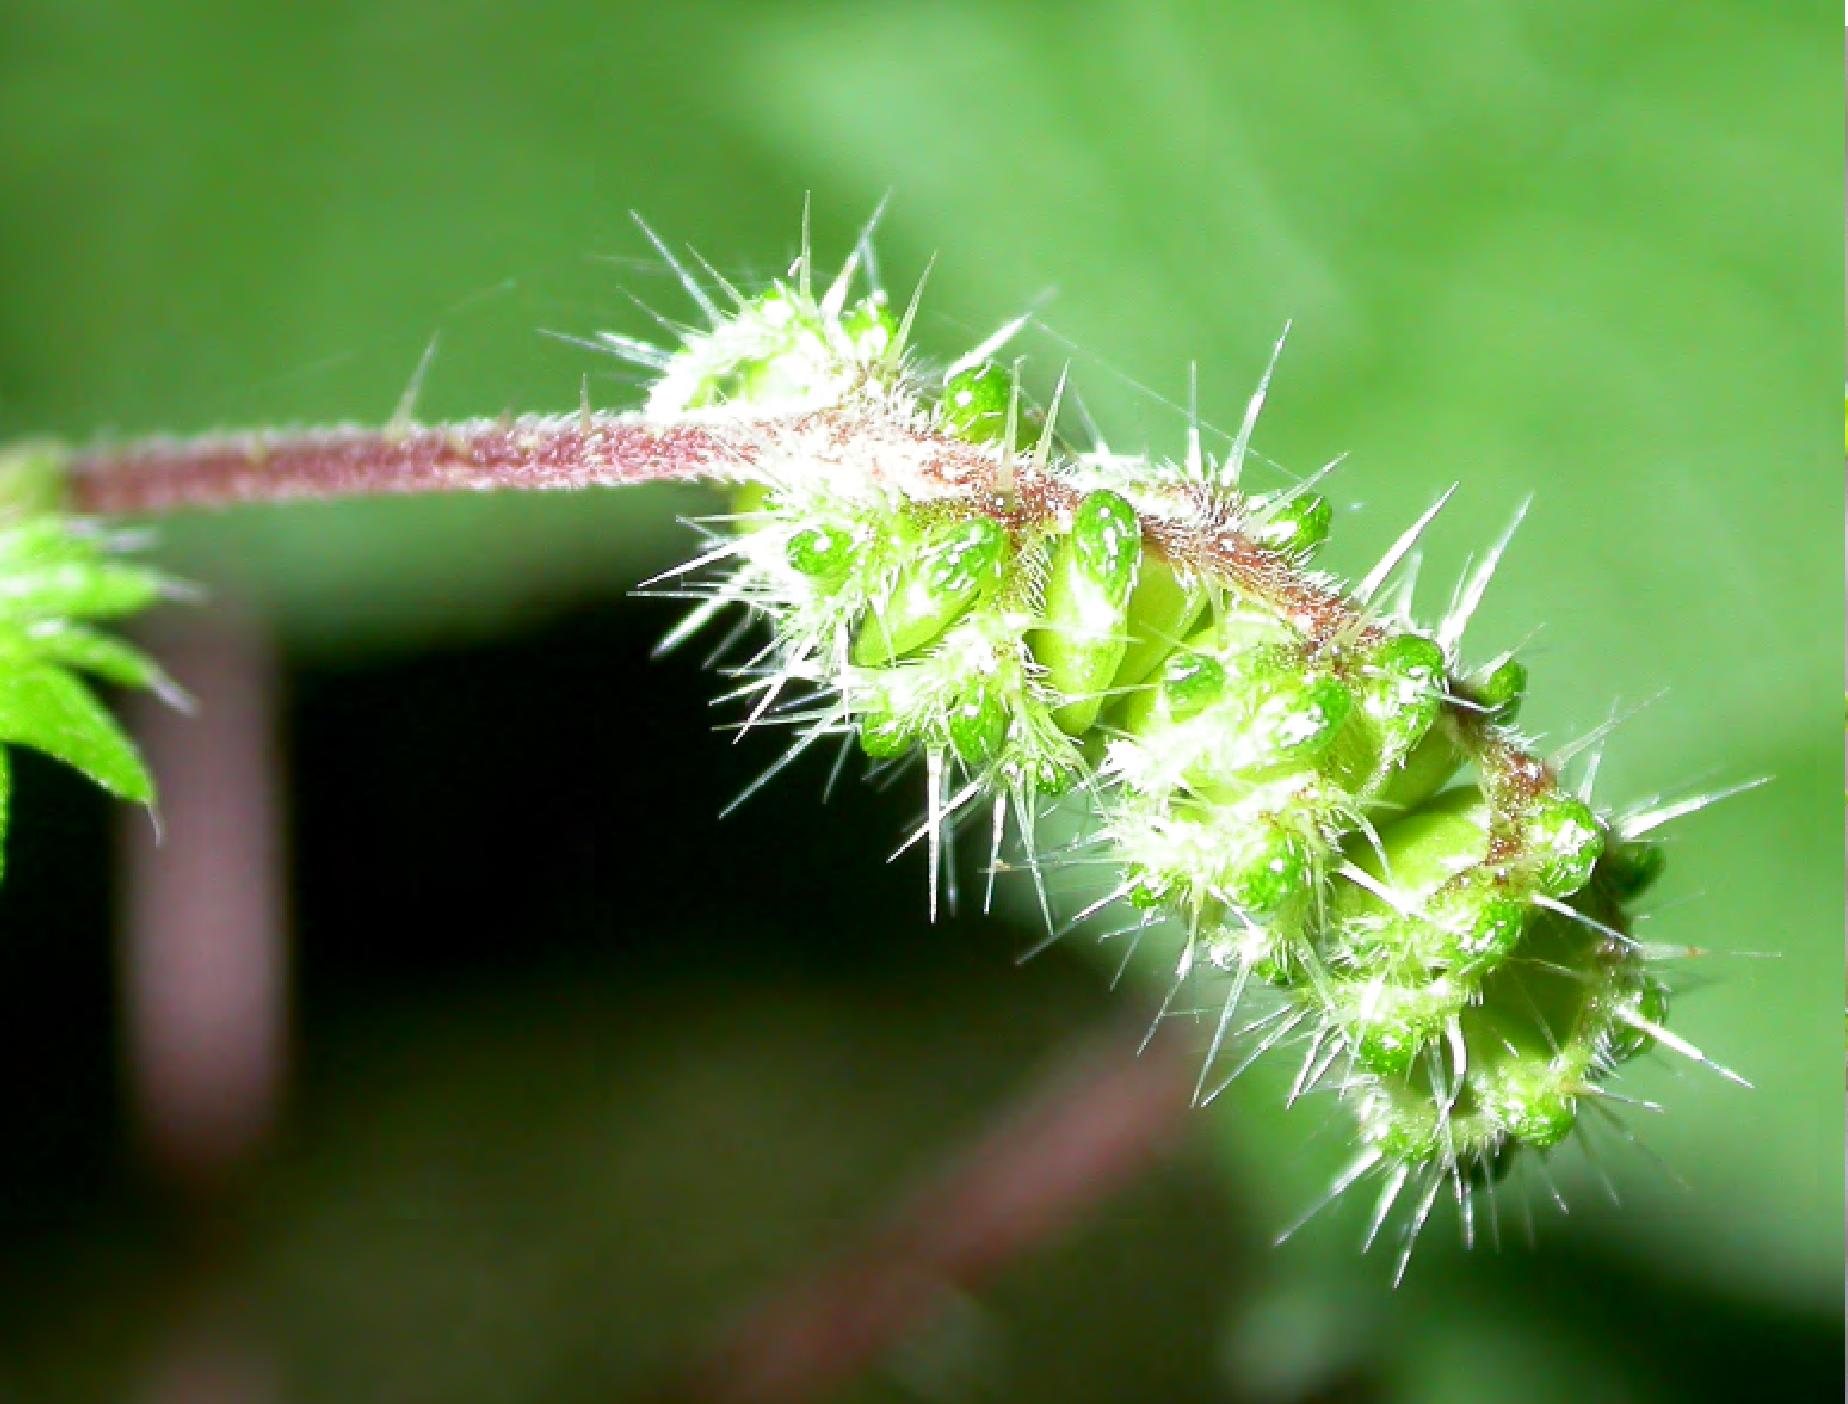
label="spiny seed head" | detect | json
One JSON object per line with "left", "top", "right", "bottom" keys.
{"left": 625, "top": 218, "right": 1736, "bottom": 1270}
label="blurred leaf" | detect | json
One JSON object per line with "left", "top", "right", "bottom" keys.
{"left": 0, "top": 657, "right": 152, "bottom": 805}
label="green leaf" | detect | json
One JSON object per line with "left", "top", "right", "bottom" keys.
{"left": 24, "top": 622, "right": 185, "bottom": 704}
{"left": 0, "top": 517, "right": 87, "bottom": 570}
{"left": 0, "top": 661, "right": 154, "bottom": 805}
{"left": 0, "top": 561, "right": 169, "bottom": 623}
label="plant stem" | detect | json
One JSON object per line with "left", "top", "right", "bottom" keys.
{"left": 66, "top": 415, "right": 747, "bottom": 515}
{"left": 659, "top": 1018, "right": 1199, "bottom": 1403}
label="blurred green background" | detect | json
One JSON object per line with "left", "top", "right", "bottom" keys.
{"left": 0, "top": 1, "right": 1838, "bottom": 1400}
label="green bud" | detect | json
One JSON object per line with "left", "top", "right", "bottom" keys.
{"left": 1372, "top": 722, "right": 1465, "bottom": 816}
{"left": 1371, "top": 1108, "right": 1443, "bottom": 1166}
{"left": 1473, "top": 657, "right": 1528, "bottom": 723}
{"left": 839, "top": 296, "right": 896, "bottom": 357}
{"left": 858, "top": 711, "right": 914, "bottom": 759}
{"left": 1108, "top": 557, "right": 1207, "bottom": 693}
{"left": 1031, "top": 492, "right": 1143, "bottom": 736}
{"left": 947, "top": 685, "right": 1008, "bottom": 765}
{"left": 1608, "top": 978, "right": 1669, "bottom": 1061}
{"left": 926, "top": 518, "right": 1009, "bottom": 595}
{"left": 1227, "top": 826, "right": 1312, "bottom": 917}
{"left": 1523, "top": 791, "right": 1605, "bottom": 899}
{"left": 1273, "top": 675, "right": 1352, "bottom": 758}
{"left": 785, "top": 522, "right": 855, "bottom": 580}
{"left": 1445, "top": 888, "right": 1527, "bottom": 975}
{"left": 1034, "top": 757, "right": 1078, "bottom": 797}
{"left": 852, "top": 517, "right": 1009, "bottom": 666}
{"left": 1337, "top": 975, "right": 1463, "bottom": 1071}
{"left": 939, "top": 363, "right": 1014, "bottom": 444}
{"left": 1126, "top": 866, "right": 1172, "bottom": 910}
{"left": 1068, "top": 491, "right": 1142, "bottom": 609}
{"left": 1348, "top": 787, "right": 1491, "bottom": 905}
{"left": 1249, "top": 491, "right": 1331, "bottom": 558}
{"left": 1599, "top": 840, "right": 1666, "bottom": 901}
{"left": 1370, "top": 633, "right": 1447, "bottom": 728}
{"left": 1328, "top": 632, "right": 1450, "bottom": 794}
{"left": 1478, "top": 1061, "right": 1577, "bottom": 1149}
{"left": 1160, "top": 650, "right": 1225, "bottom": 720}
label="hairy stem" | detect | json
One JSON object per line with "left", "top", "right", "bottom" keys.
{"left": 66, "top": 415, "right": 750, "bottom": 514}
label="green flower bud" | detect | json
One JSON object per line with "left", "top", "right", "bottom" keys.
{"left": 939, "top": 363, "right": 1014, "bottom": 444}
{"left": 1607, "top": 977, "right": 1669, "bottom": 1062}
{"left": 1523, "top": 791, "right": 1605, "bottom": 899}
{"left": 1349, "top": 787, "right": 1491, "bottom": 904}
{"left": 1473, "top": 657, "right": 1528, "bottom": 723}
{"left": 852, "top": 517, "right": 1009, "bottom": 666}
{"left": 1034, "top": 757, "right": 1078, "bottom": 797}
{"left": 1272, "top": 674, "right": 1352, "bottom": 758}
{"left": 1444, "top": 887, "right": 1527, "bottom": 975}
{"left": 925, "top": 518, "right": 1010, "bottom": 595}
{"left": 1125, "top": 865, "right": 1173, "bottom": 910}
{"left": 1227, "top": 825, "right": 1312, "bottom": 917}
{"left": 1478, "top": 1059, "right": 1577, "bottom": 1149}
{"left": 1160, "top": 649, "right": 1225, "bottom": 720}
{"left": 1328, "top": 632, "right": 1449, "bottom": 794}
{"left": 1031, "top": 492, "right": 1143, "bottom": 736}
{"left": 858, "top": 711, "right": 914, "bottom": 759}
{"left": 1356, "top": 1087, "right": 1445, "bottom": 1165}
{"left": 1369, "top": 633, "right": 1447, "bottom": 736}
{"left": 1108, "top": 557, "right": 1207, "bottom": 692}
{"left": 1250, "top": 491, "right": 1331, "bottom": 558}
{"left": 1068, "top": 491, "right": 1142, "bottom": 610}
{"left": 1340, "top": 980, "right": 1460, "bottom": 1077}
{"left": 1599, "top": 840, "right": 1666, "bottom": 901}
{"left": 839, "top": 296, "right": 896, "bottom": 357}
{"left": 947, "top": 685, "right": 1008, "bottom": 765}
{"left": 785, "top": 522, "right": 855, "bottom": 580}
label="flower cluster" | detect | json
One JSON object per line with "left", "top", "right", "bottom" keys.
{"left": 620, "top": 224, "right": 1737, "bottom": 1271}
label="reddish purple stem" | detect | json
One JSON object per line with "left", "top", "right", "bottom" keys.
{"left": 68, "top": 415, "right": 741, "bottom": 516}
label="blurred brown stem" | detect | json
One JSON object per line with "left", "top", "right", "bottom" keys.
{"left": 664, "top": 1019, "right": 1198, "bottom": 1403}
